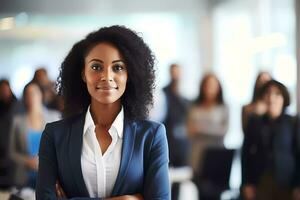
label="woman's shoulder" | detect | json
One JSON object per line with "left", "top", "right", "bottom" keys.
{"left": 280, "top": 113, "right": 295, "bottom": 124}
{"left": 130, "top": 119, "right": 167, "bottom": 141}
{"left": 132, "top": 119, "right": 167, "bottom": 148}
{"left": 132, "top": 119, "right": 165, "bottom": 130}
{"left": 44, "top": 113, "right": 83, "bottom": 134}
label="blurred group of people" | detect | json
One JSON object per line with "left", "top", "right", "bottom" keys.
{"left": 151, "top": 64, "right": 229, "bottom": 200}
{"left": 0, "top": 68, "right": 61, "bottom": 191}
{"left": 1, "top": 64, "right": 300, "bottom": 200}
{"left": 153, "top": 64, "right": 300, "bottom": 200}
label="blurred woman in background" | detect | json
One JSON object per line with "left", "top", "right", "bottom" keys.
{"left": 9, "top": 82, "right": 60, "bottom": 188}
{"left": 242, "top": 71, "right": 272, "bottom": 134}
{"left": 187, "top": 73, "right": 229, "bottom": 175}
{"left": 241, "top": 79, "right": 298, "bottom": 200}
{"left": 0, "top": 79, "right": 22, "bottom": 188}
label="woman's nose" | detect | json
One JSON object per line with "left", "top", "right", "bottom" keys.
{"left": 100, "top": 68, "right": 113, "bottom": 82}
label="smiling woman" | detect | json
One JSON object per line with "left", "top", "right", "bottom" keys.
{"left": 35, "top": 25, "right": 170, "bottom": 200}
{"left": 83, "top": 42, "right": 128, "bottom": 107}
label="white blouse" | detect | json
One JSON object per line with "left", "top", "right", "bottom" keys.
{"left": 81, "top": 106, "right": 123, "bottom": 198}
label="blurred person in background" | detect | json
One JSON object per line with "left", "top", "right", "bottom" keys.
{"left": 31, "top": 67, "right": 63, "bottom": 112}
{"left": 186, "top": 73, "right": 229, "bottom": 199}
{"left": 9, "top": 82, "right": 60, "bottom": 189}
{"left": 241, "top": 79, "right": 300, "bottom": 200}
{"left": 162, "top": 63, "right": 190, "bottom": 200}
{"left": 0, "top": 79, "right": 22, "bottom": 189}
{"left": 242, "top": 71, "right": 272, "bottom": 134}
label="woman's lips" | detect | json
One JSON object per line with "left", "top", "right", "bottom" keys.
{"left": 96, "top": 85, "right": 118, "bottom": 90}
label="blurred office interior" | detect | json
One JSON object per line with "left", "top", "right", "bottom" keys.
{"left": 1, "top": 0, "right": 300, "bottom": 199}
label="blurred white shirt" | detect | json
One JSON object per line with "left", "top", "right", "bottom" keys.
{"left": 81, "top": 106, "right": 123, "bottom": 198}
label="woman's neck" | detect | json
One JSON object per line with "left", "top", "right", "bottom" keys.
{"left": 201, "top": 100, "right": 217, "bottom": 108}
{"left": 90, "top": 100, "right": 121, "bottom": 128}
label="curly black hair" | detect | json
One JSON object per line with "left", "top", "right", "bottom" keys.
{"left": 56, "top": 25, "right": 156, "bottom": 120}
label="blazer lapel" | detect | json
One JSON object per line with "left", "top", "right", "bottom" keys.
{"left": 68, "top": 113, "right": 90, "bottom": 196}
{"left": 111, "top": 120, "right": 137, "bottom": 195}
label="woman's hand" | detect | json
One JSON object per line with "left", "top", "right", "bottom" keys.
{"left": 242, "top": 185, "right": 256, "bottom": 200}
{"left": 55, "top": 181, "right": 142, "bottom": 200}
{"left": 293, "top": 187, "right": 300, "bottom": 200}
{"left": 56, "top": 181, "right": 67, "bottom": 198}
{"left": 105, "top": 194, "right": 143, "bottom": 200}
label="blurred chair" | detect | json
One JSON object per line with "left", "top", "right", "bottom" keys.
{"left": 196, "top": 147, "right": 235, "bottom": 200}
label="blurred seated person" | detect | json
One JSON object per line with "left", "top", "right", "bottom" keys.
{"left": 242, "top": 71, "right": 272, "bottom": 134}
{"left": 186, "top": 73, "right": 229, "bottom": 200}
{"left": 9, "top": 82, "right": 60, "bottom": 188}
{"left": 0, "top": 79, "right": 22, "bottom": 188}
{"left": 162, "top": 64, "right": 191, "bottom": 200}
{"left": 31, "top": 67, "right": 62, "bottom": 111}
{"left": 163, "top": 64, "right": 190, "bottom": 167}
{"left": 241, "top": 79, "right": 299, "bottom": 200}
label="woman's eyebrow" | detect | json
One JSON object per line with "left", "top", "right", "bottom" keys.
{"left": 112, "top": 60, "right": 125, "bottom": 64}
{"left": 88, "top": 59, "right": 125, "bottom": 64}
{"left": 88, "top": 59, "right": 104, "bottom": 63}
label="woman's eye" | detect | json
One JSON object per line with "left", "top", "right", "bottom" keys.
{"left": 91, "top": 64, "right": 102, "bottom": 71}
{"left": 113, "top": 64, "right": 125, "bottom": 72}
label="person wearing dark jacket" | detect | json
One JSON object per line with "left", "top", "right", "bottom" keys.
{"left": 163, "top": 64, "right": 190, "bottom": 200}
{"left": 0, "top": 79, "right": 22, "bottom": 188}
{"left": 241, "top": 79, "right": 300, "bottom": 200}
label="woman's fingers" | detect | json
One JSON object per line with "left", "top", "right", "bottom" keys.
{"left": 55, "top": 183, "right": 62, "bottom": 197}
{"left": 55, "top": 181, "right": 67, "bottom": 198}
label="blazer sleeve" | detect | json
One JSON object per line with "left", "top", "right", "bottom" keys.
{"left": 143, "top": 124, "right": 170, "bottom": 200}
{"left": 36, "top": 124, "right": 101, "bottom": 200}
{"left": 36, "top": 124, "right": 60, "bottom": 200}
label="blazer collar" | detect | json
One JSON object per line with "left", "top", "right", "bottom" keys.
{"left": 68, "top": 113, "right": 90, "bottom": 197}
{"left": 68, "top": 113, "right": 137, "bottom": 197}
{"left": 111, "top": 119, "right": 137, "bottom": 196}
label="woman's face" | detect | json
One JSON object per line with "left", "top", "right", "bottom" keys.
{"left": 203, "top": 76, "right": 220, "bottom": 102}
{"left": 83, "top": 42, "right": 128, "bottom": 106}
{"left": 0, "top": 83, "right": 12, "bottom": 102}
{"left": 24, "top": 83, "right": 43, "bottom": 109}
{"left": 264, "top": 85, "right": 284, "bottom": 118}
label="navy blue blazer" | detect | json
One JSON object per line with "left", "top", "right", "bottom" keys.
{"left": 36, "top": 113, "right": 170, "bottom": 200}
